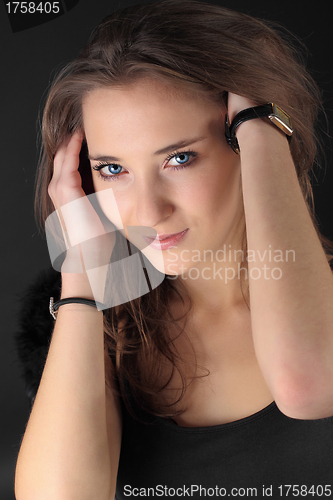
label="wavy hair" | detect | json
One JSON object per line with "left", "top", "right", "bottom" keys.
{"left": 34, "top": 0, "right": 333, "bottom": 419}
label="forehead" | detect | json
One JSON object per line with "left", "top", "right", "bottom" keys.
{"left": 83, "top": 75, "right": 215, "bottom": 108}
{"left": 82, "top": 78, "right": 224, "bottom": 152}
{"left": 82, "top": 78, "right": 219, "bottom": 126}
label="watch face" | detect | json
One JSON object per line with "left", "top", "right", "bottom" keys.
{"left": 269, "top": 104, "right": 293, "bottom": 135}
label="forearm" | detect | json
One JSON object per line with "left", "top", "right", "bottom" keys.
{"left": 15, "top": 273, "right": 119, "bottom": 500}
{"left": 238, "top": 120, "right": 333, "bottom": 418}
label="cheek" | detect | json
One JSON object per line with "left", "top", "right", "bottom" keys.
{"left": 213, "top": 167, "right": 241, "bottom": 209}
{"left": 186, "top": 159, "right": 241, "bottom": 219}
{"left": 93, "top": 186, "right": 125, "bottom": 231}
{"left": 110, "top": 191, "right": 134, "bottom": 227}
{"left": 90, "top": 171, "right": 133, "bottom": 229}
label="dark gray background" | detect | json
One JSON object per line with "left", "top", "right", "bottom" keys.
{"left": 1, "top": 1, "right": 332, "bottom": 498}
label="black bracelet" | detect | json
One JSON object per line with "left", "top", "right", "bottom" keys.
{"left": 49, "top": 296, "right": 105, "bottom": 320}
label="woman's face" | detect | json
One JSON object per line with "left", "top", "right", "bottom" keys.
{"left": 82, "top": 77, "right": 243, "bottom": 277}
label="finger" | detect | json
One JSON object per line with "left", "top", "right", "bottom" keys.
{"left": 48, "top": 138, "right": 84, "bottom": 221}
{"left": 54, "top": 132, "right": 84, "bottom": 198}
{"left": 53, "top": 132, "right": 82, "bottom": 182}
{"left": 52, "top": 135, "right": 72, "bottom": 179}
{"left": 62, "top": 131, "right": 83, "bottom": 168}
{"left": 59, "top": 133, "right": 84, "bottom": 186}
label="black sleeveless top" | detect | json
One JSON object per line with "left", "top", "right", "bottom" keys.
{"left": 14, "top": 266, "right": 333, "bottom": 498}
{"left": 116, "top": 390, "right": 333, "bottom": 499}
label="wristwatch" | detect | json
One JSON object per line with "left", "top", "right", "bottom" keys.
{"left": 225, "top": 103, "right": 293, "bottom": 154}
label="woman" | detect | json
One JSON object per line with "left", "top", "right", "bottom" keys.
{"left": 15, "top": 1, "right": 333, "bottom": 498}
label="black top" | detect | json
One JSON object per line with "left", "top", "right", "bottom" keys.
{"left": 14, "top": 267, "right": 333, "bottom": 499}
{"left": 116, "top": 393, "right": 333, "bottom": 499}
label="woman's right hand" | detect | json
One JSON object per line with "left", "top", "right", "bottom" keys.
{"left": 47, "top": 131, "right": 116, "bottom": 301}
{"left": 48, "top": 131, "right": 87, "bottom": 209}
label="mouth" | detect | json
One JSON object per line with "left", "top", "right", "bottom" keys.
{"left": 143, "top": 228, "right": 189, "bottom": 250}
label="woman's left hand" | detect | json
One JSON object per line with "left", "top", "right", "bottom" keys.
{"left": 226, "top": 92, "right": 258, "bottom": 124}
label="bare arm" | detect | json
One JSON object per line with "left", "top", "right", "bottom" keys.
{"left": 15, "top": 132, "right": 121, "bottom": 499}
{"left": 229, "top": 94, "right": 333, "bottom": 419}
{"left": 15, "top": 272, "right": 122, "bottom": 500}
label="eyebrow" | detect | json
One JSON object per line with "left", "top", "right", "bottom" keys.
{"left": 88, "top": 136, "right": 207, "bottom": 162}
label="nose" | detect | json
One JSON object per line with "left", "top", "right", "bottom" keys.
{"left": 133, "top": 177, "right": 174, "bottom": 228}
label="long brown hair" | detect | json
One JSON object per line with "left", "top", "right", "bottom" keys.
{"left": 34, "top": 0, "right": 333, "bottom": 419}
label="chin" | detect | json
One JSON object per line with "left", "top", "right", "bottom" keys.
{"left": 141, "top": 247, "right": 166, "bottom": 275}
{"left": 141, "top": 247, "right": 191, "bottom": 279}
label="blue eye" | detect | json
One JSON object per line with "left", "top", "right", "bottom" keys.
{"left": 107, "top": 164, "right": 122, "bottom": 175}
{"left": 92, "top": 162, "right": 124, "bottom": 181}
{"left": 175, "top": 153, "right": 189, "bottom": 164}
{"left": 166, "top": 150, "right": 197, "bottom": 169}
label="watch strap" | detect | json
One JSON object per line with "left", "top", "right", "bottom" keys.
{"left": 225, "top": 103, "right": 293, "bottom": 154}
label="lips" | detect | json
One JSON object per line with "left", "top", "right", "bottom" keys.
{"left": 154, "top": 233, "right": 181, "bottom": 241}
{"left": 143, "top": 228, "right": 189, "bottom": 250}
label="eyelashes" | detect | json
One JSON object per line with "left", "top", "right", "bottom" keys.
{"left": 92, "top": 149, "right": 198, "bottom": 182}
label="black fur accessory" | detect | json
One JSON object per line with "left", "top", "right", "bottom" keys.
{"left": 15, "top": 266, "right": 61, "bottom": 407}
